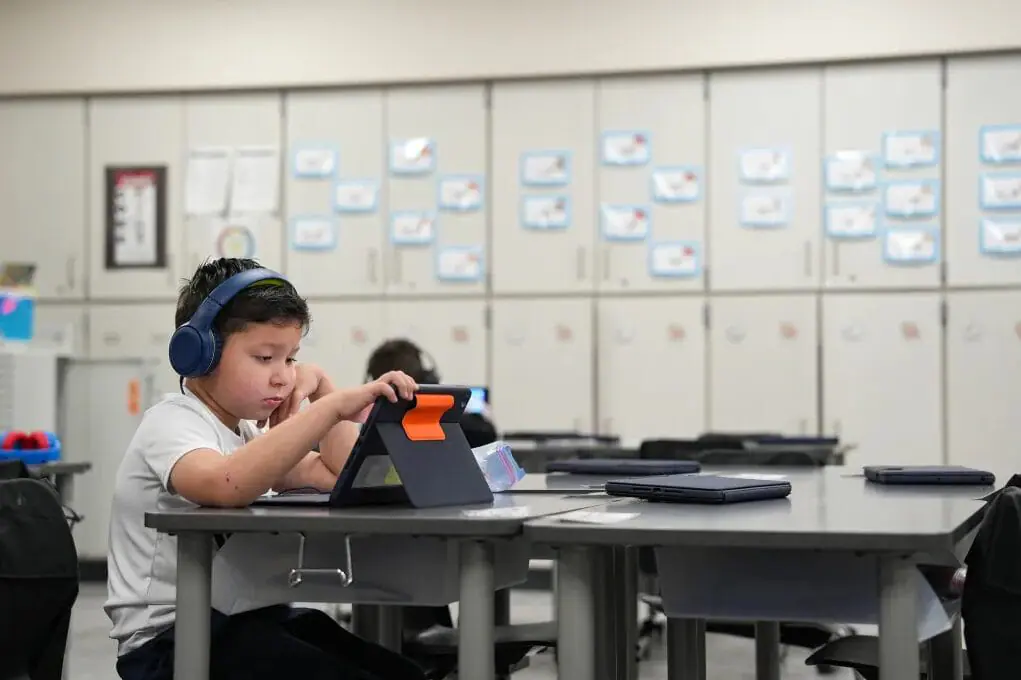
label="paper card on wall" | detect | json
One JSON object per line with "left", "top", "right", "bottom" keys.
{"left": 389, "top": 137, "right": 435, "bottom": 175}
{"left": 520, "top": 195, "right": 570, "bottom": 230}
{"left": 185, "top": 147, "right": 232, "bottom": 216}
{"left": 333, "top": 180, "right": 378, "bottom": 214}
{"left": 601, "top": 204, "right": 650, "bottom": 241}
{"left": 601, "top": 130, "right": 651, "bottom": 166}
{"left": 390, "top": 211, "right": 436, "bottom": 245}
{"left": 436, "top": 246, "right": 484, "bottom": 282}
{"left": 438, "top": 175, "right": 484, "bottom": 211}
{"left": 651, "top": 166, "right": 700, "bottom": 203}
{"left": 824, "top": 151, "right": 878, "bottom": 193}
{"left": 290, "top": 216, "right": 336, "bottom": 251}
{"left": 520, "top": 151, "right": 571, "bottom": 187}
{"left": 882, "top": 130, "right": 939, "bottom": 168}
{"left": 980, "top": 218, "right": 1021, "bottom": 255}
{"left": 738, "top": 148, "right": 790, "bottom": 183}
{"left": 824, "top": 202, "right": 878, "bottom": 239}
{"left": 740, "top": 192, "right": 791, "bottom": 228}
{"left": 648, "top": 241, "right": 700, "bottom": 278}
{"left": 883, "top": 180, "right": 939, "bottom": 218}
{"left": 979, "top": 172, "right": 1021, "bottom": 210}
{"left": 229, "top": 146, "right": 279, "bottom": 215}
{"left": 292, "top": 147, "right": 338, "bottom": 178}
{"left": 883, "top": 227, "right": 939, "bottom": 265}
{"left": 211, "top": 217, "right": 260, "bottom": 259}
{"left": 980, "top": 125, "right": 1021, "bottom": 164}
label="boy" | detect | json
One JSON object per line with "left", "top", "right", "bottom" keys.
{"left": 105, "top": 258, "right": 424, "bottom": 680}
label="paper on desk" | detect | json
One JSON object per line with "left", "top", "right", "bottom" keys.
{"left": 557, "top": 510, "right": 639, "bottom": 524}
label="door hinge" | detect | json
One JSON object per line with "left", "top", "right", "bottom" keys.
{"left": 703, "top": 302, "right": 710, "bottom": 329}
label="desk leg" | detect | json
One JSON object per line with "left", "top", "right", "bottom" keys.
{"left": 611, "top": 546, "right": 638, "bottom": 680}
{"left": 927, "top": 615, "right": 964, "bottom": 680}
{"left": 494, "top": 588, "right": 512, "bottom": 680}
{"left": 175, "top": 532, "right": 213, "bottom": 680}
{"left": 377, "top": 607, "right": 403, "bottom": 652}
{"left": 557, "top": 546, "right": 597, "bottom": 680}
{"left": 878, "top": 556, "right": 920, "bottom": 680}
{"left": 458, "top": 540, "right": 495, "bottom": 680}
{"left": 352, "top": 604, "right": 381, "bottom": 643}
{"left": 754, "top": 621, "right": 781, "bottom": 680}
{"left": 666, "top": 618, "right": 706, "bottom": 680}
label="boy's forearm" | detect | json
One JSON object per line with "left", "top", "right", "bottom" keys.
{"left": 274, "top": 452, "right": 337, "bottom": 492}
{"left": 310, "top": 375, "right": 359, "bottom": 476}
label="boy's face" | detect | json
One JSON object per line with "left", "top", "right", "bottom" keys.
{"left": 207, "top": 320, "right": 303, "bottom": 422}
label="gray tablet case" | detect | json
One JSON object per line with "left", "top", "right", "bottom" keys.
{"left": 605, "top": 473, "right": 792, "bottom": 505}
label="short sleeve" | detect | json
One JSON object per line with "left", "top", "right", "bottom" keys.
{"left": 139, "top": 401, "right": 225, "bottom": 493}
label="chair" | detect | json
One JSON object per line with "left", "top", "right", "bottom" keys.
{"left": 0, "top": 474, "right": 80, "bottom": 680}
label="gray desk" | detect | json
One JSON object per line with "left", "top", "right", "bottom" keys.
{"left": 28, "top": 461, "right": 91, "bottom": 503}
{"left": 146, "top": 493, "right": 613, "bottom": 680}
{"left": 525, "top": 467, "right": 990, "bottom": 680}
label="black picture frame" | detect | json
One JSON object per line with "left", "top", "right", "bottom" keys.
{"left": 104, "top": 165, "right": 168, "bottom": 270}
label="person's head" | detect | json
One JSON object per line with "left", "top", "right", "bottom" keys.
{"left": 365, "top": 338, "right": 439, "bottom": 385}
{"left": 173, "top": 258, "right": 311, "bottom": 424}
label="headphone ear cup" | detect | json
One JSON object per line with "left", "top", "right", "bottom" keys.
{"left": 205, "top": 329, "right": 224, "bottom": 375}
{"left": 169, "top": 324, "right": 221, "bottom": 378}
{"left": 2, "top": 431, "right": 25, "bottom": 449}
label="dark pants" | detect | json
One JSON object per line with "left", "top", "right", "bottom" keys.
{"left": 116, "top": 606, "right": 427, "bottom": 680}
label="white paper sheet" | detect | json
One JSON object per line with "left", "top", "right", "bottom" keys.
{"left": 739, "top": 148, "right": 789, "bottom": 183}
{"left": 389, "top": 137, "right": 434, "bottom": 175}
{"left": 333, "top": 180, "right": 378, "bottom": 213}
{"left": 740, "top": 193, "right": 790, "bottom": 227}
{"left": 883, "top": 228, "right": 938, "bottom": 263}
{"left": 824, "top": 151, "right": 877, "bottom": 192}
{"left": 521, "top": 195, "right": 570, "bottom": 229}
{"left": 884, "top": 181, "right": 938, "bottom": 217}
{"left": 981, "top": 125, "right": 1021, "bottom": 163}
{"left": 291, "top": 217, "right": 336, "bottom": 251}
{"left": 980, "top": 218, "right": 1021, "bottom": 254}
{"left": 521, "top": 151, "right": 570, "bottom": 186}
{"left": 436, "top": 247, "right": 483, "bottom": 281}
{"left": 648, "top": 242, "right": 699, "bottom": 278}
{"left": 558, "top": 510, "right": 640, "bottom": 524}
{"left": 229, "top": 147, "right": 279, "bottom": 215}
{"left": 292, "top": 147, "right": 337, "bottom": 178}
{"left": 438, "top": 176, "right": 483, "bottom": 211}
{"left": 883, "top": 131, "right": 939, "bottom": 168}
{"left": 601, "top": 204, "right": 650, "bottom": 240}
{"left": 185, "top": 147, "right": 232, "bottom": 216}
{"left": 601, "top": 131, "right": 650, "bottom": 165}
{"left": 980, "top": 173, "right": 1021, "bottom": 210}
{"left": 825, "top": 203, "right": 878, "bottom": 239}
{"left": 651, "top": 167, "right": 700, "bottom": 202}
{"left": 390, "top": 211, "right": 435, "bottom": 245}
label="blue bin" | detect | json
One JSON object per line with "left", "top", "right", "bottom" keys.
{"left": 0, "top": 430, "right": 61, "bottom": 464}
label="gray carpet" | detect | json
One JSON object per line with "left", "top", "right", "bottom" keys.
{"left": 67, "top": 583, "right": 852, "bottom": 679}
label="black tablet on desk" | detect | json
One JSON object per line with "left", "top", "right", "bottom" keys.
{"left": 546, "top": 458, "right": 700, "bottom": 476}
{"left": 864, "top": 465, "right": 995, "bottom": 486}
{"left": 251, "top": 384, "right": 493, "bottom": 509}
{"left": 605, "top": 473, "right": 792, "bottom": 505}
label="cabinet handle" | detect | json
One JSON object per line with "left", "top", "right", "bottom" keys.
{"left": 799, "top": 418, "right": 808, "bottom": 435}
{"left": 803, "top": 241, "right": 813, "bottom": 278}
{"left": 103, "top": 332, "right": 121, "bottom": 346}
{"left": 65, "top": 256, "right": 76, "bottom": 290}
{"left": 602, "top": 248, "right": 611, "bottom": 282}
{"left": 602, "top": 417, "right": 613, "bottom": 434}
{"left": 391, "top": 249, "right": 403, "bottom": 284}
{"left": 367, "top": 248, "right": 379, "bottom": 284}
{"left": 576, "top": 246, "right": 587, "bottom": 281}
{"left": 166, "top": 254, "right": 175, "bottom": 286}
{"left": 832, "top": 241, "right": 841, "bottom": 278}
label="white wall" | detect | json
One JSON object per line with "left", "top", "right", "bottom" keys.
{"left": 1, "top": 0, "right": 1019, "bottom": 95}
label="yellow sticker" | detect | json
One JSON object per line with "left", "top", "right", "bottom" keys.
{"left": 383, "top": 465, "right": 402, "bottom": 485}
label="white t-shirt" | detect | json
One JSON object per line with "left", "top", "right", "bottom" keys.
{"left": 104, "top": 389, "right": 258, "bottom": 656}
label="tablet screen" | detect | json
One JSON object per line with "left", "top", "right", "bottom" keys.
{"left": 466, "top": 386, "right": 488, "bottom": 414}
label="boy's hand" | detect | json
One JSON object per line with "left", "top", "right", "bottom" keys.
{"left": 328, "top": 371, "right": 418, "bottom": 422}
{"left": 264, "top": 363, "right": 328, "bottom": 428}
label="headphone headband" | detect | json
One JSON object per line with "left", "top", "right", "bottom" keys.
{"left": 188, "top": 267, "right": 288, "bottom": 331}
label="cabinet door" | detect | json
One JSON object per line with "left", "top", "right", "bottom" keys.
{"left": 823, "top": 60, "right": 942, "bottom": 289}
{"left": 384, "top": 300, "right": 488, "bottom": 385}
{"left": 301, "top": 302, "right": 386, "bottom": 389}
{"left": 708, "top": 68, "right": 823, "bottom": 291}
{"left": 284, "top": 90, "right": 386, "bottom": 297}
{"left": 184, "top": 94, "right": 283, "bottom": 273}
{"left": 491, "top": 299, "right": 593, "bottom": 431}
{"left": 946, "top": 291, "right": 1021, "bottom": 471}
{"left": 709, "top": 295, "right": 818, "bottom": 434}
{"left": 0, "top": 99, "right": 86, "bottom": 300}
{"left": 88, "top": 97, "right": 185, "bottom": 300}
{"left": 597, "top": 298, "right": 706, "bottom": 445}
{"left": 946, "top": 55, "right": 1021, "bottom": 287}
{"left": 491, "top": 80, "right": 597, "bottom": 294}
{"left": 34, "top": 304, "right": 87, "bottom": 357}
{"left": 596, "top": 75, "right": 707, "bottom": 293}
{"left": 89, "top": 303, "right": 179, "bottom": 396}
{"left": 385, "top": 85, "right": 487, "bottom": 297}
{"left": 822, "top": 293, "right": 943, "bottom": 467}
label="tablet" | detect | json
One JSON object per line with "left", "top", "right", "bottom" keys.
{"left": 864, "top": 465, "right": 996, "bottom": 486}
{"left": 605, "top": 473, "right": 792, "bottom": 505}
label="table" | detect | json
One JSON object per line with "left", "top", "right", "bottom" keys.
{"left": 525, "top": 467, "right": 990, "bottom": 680}
{"left": 28, "top": 461, "right": 91, "bottom": 504}
{"left": 146, "top": 492, "right": 614, "bottom": 680}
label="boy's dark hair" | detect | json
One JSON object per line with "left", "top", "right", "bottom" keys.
{"left": 175, "top": 258, "right": 311, "bottom": 336}
{"left": 365, "top": 338, "right": 437, "bottom": 383}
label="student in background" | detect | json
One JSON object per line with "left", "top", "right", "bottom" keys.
{"left": 365, "top": 338, "right": 498, "bottom": 448}
{"left": 105, "top": 258, "right": 424, "bottom": 680}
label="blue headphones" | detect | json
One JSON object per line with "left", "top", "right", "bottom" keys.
{"left": 168, "top": 268, "right": 289, "bottom": 378}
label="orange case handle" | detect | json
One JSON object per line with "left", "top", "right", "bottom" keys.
{"left": 401, "top": 393, "right": 454, "bottom": 441}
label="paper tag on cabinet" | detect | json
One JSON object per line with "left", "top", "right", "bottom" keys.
{"left": 601, "top": 131, "right": 650, "bottom": 166}
{"left": 824, "top": 152, "right": 877, "bottom": 193}
{"left": 390, "top": 137, "right": 435, "bottom": 175}
{"left": 438, "top": 175, "right": 483, "bottom": 211}
{"left": 334, "top": 180, "right": 378, "bottom": 213}
{"left": 521, "top": 195, "right": 570, "bottom": 230}
{"left": 825, "top": 203, "right": 878, "bottom": 239}
{"left": 651, "top": 167, "right": 700, "bottom": 203}
{"left": 290, "top": 217, "right": 336, "bottom": 251}
{"left": 883, "top": 181, "right": 939, "bottom": 218}
{"left": 980, "top": 218, "right": 1021, "bottom": 254}
{"left": 520, "top": 151, "right": 571, "bottom": 186}
{"left": 980, "top": 173, "right": 1021, "bottom": 210}
{"left": 740, "top": 192, "right": 791, "bottom": 228}
{"left": 649, "top": 242, "right": 700, "bottom": 278}
{"left": 436, "top": 247, "right": 484, "bottom": 282}
{"left": 739, "top": 148, "right": 790, "bottom": 183}
{"left": 981, "top": 125, "right": 1021, "bottom": 164}
{"left": 883, "top": 228, "right": 938, "bottom": 264}
{"left": 391, "top": 211, "right": 436, "bottom": 245}
{"left": 601, "top": 204, "right": 650, "bottom": 241}
{"left": 883, "top": 130, "right": 939, "bottom": 168}
{"left": 292, "top": 147, "right": 337, "bottom": 178}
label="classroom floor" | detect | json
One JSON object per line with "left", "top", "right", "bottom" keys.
{"left": 67, "top": 583, "right": 854, "bottom": 679}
